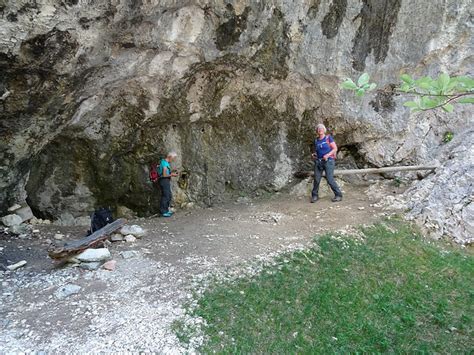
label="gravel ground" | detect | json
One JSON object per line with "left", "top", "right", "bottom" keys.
{"left": 0, "top": 187, "right": 389, "bottom": 352}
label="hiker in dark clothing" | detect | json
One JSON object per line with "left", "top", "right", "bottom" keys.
{"left": 311, "top": 124, "right": 343, "bottom": 203}
{"left": 159, "top": 152, "right": 179, "bottom": 217}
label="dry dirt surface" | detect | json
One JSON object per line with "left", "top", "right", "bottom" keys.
{"left": 0, "top": 187, "right": 389, "bottom": 353}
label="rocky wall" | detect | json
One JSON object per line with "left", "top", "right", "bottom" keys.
{"left": 0, "top": 1, "right": 472, "bottom": 240}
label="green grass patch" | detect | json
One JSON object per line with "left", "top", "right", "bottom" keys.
{"left": 175, "top": 219, "right": 473, "bottom": 353}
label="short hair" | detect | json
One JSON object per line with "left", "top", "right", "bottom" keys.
{"left": 316, "top": 123, "right": 327, "bottom": 133}
{"left": 167, "top": 151, "right": 177, "bottom": 158}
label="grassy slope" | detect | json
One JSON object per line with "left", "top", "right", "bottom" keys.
{"left": 176, "top": 219, "right": 473, "bottom": 353}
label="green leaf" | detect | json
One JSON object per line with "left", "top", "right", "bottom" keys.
{"left": 356, "top": 88, "right": 365, "bottom": 97}
{"left": 403, "top": 101, "right": 419, "bottom": 109}
{"left": 457, "top": 96, "right": 474, "bottom": 104}
{"left": 400, "top": 83, "right": 411, "bottom": 92}
{"left": 438, "top": 73, "right": 450, "bottom": 92}
{"left": 367, "top": 83, "right": 377, "bottom": 91}
{"left": 400, "top": 74, "right": 414, "bottom": 84}
{"left": 456, "top": 76, "right": 474, "bottom": 90}
{"left": 357, "top": 73, "right": 370, "bottom": 87}
{"left": 341, "top": 79, "right": 358, "bottom": 90}
{"left": 441, "top": 103, "right": 454, "bottom": 112}
{"left": 420, "top": 96, "right": 439, "bottom": 109}
{"left": 415, "top": 77, "right": 434, "bottom": 91}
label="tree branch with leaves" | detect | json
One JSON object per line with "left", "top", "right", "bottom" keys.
{"left": 341, "top": 73, "right": 474, "bottom": 113}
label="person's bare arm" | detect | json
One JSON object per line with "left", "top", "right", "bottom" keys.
{"left": 323, "top": 142, "right": 338, "bottom": 160}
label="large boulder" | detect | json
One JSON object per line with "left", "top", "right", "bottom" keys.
{"left": 1, "top": 214, "right": 22, "bottom": 227}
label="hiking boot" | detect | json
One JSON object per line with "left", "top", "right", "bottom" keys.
{"left": 161, "top": 212, "right": 173, "bottom": 217}
{"left": 331, "top": 196, "right": 343, "bottom": 202}
{"left": 311, "top": 197, "right": 319, "bottom": 203}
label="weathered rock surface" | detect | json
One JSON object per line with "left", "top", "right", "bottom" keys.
{"left": 54, "top": 284, "right": 81, "bottom": 299}
{"left": 76, "top": 248, "right": 111, "bottom": 262}
{"left": 1, "top": 214, "right": 22, "bottom": 227}
{"left": 120, "top": 225, "right": 146, "bottom": 238}
{"left": 0, "top": 1, "right": 472, "bottom": 242}
{"left": 396, "top": 132, "right": 473, "bottom": 244}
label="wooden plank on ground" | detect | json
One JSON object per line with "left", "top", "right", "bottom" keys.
{"left": 48, "top": 218, "right": 126, "bottom": 260}
{"left": 294, "top": 165, "right": 438, "bottom": 178}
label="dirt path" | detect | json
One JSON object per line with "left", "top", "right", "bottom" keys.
{"left": 0, "top": 186, "right": 388, "bottom": 352}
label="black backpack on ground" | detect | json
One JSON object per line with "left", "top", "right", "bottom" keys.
{"left": 88, "top": 207, "right": 114, "bottom": 235}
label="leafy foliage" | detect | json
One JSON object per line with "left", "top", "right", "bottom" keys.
{"left": 341, "top": 73, "right": 377, "bottom": 97}
{"left": 342, "top": 73, "right": 474, "bottom": 112}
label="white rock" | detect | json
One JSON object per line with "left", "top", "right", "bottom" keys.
{"left": 124, "top": 234, "right": 136, "bottom": 243}
{"left": 79, "top": 262, "right": 103, "bottom": 271}
{"left": 55, "top": 284, "right": 81, "bottom": 299}
{"left": 7, "top": 260, "right": 27, "bottom": 271}
{"left": 110, "top": 234, "right": 124, "bottom": 242}
{"left": 76, "top": 248, "right": 111, "bottom": 262}
{"left": 1, "top": 214, "right": 22, "bottom": 227}
{"left": 54, "top": 233, "right": 64, "bottom": 240}
{"left": 120, "top": 225, "right": 146, "bottom": 237}
{"left": 7, "top": 204, "right": 21, "bottom": 212}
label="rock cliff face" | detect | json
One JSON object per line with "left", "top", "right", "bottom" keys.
{"left": 0, "top": 1, "right": 472, "bottom": 240}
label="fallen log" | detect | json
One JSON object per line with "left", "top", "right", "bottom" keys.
{"left": 48, "top": 218, "right": 126, "bottom": 260}
{"left": 294, "top": 165, "right": 438, "bottom": 179}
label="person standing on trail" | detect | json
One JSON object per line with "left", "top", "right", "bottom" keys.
{"left": 159, "top": 152, "right": 179, "bottom": 217}
{"left": 311, "top": 124, "right": 343, "bottom": 203}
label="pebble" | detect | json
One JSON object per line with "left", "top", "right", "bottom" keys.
{"left": 54, "top": 233, "right": 64, "bottom": 240}
{"left": 102, "top": 260, "right": 117, "bottom": 271}
{"left": 54, "top": 284, "right": 81, "bottom": 299}
{"left": 79, "top": 262, "right": 103, "bottom": 271}
{"left": 76, "top": 248, "right": 111, "bottom": 262}
{"left": 120, "top": 225, "right": 146, "bottom": 238}
{"left": 110, "top": 234, "right": 124, "bottom": 242}
{"left": 124, "top": 235, "right": 136, "bottom": 243}
{"left": 7, "top": 260, "right": 27, "bottom": 271}
{"left": 120, "top": 250, "right": 139, "bottom": 259}
{"left": 358, "top": 207, "right": 365, "bottom": 210}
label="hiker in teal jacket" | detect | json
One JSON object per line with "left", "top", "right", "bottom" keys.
{"left": 159, "top": 152, "right": 178, "bottom": 217}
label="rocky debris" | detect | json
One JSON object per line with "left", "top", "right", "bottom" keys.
{"left": 124, "top": 235, "right": 136, "bottom": 243}
{"left": 79, "top": 262, "right": 103, "bottom": 271}
{"left": 120, "top": 250, "right": 140, "bottom": 259}
{"left": 375, "top": 133, "right": 473, "bottom": 245}
{"left": 76, "top": 248, "right": 111, "bottom": 262}
{"left": 252, "top": 212, "right": 285, "bottom": 225}
{"left": 120, "top": 225, "right": 146, "bottom": 238}
{"left": 54, "top": 284, "right": 81, "bottom": 299}
{"left": 53, "top": 233, "right": 64, "bottom": 240}
{"left": 30, "top": 217, "right": 52, "bottom": 225}
{"left": 110, "top": 234, "right": 124, "bottom": 242}
{"left": 102, "top": 260, "right": 117, "bottom": 271}
{"left": 7, "top": 260, "right": 27, "bottom": 271}
{"left": 1, "top": 214, "right": 22, "bottom": 227}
